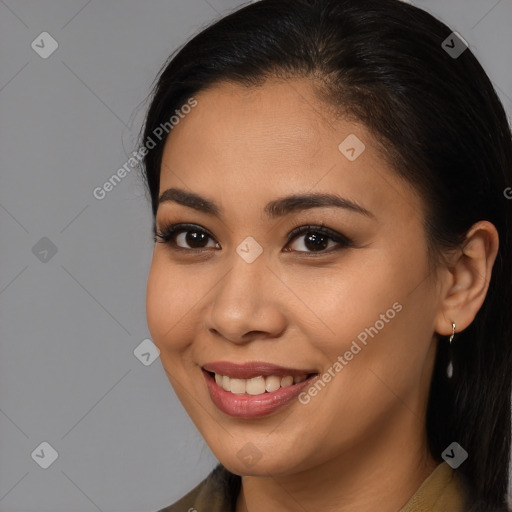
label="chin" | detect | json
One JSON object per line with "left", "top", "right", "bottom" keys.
{"left": 206, "top": 435, "right": 313, "bottom": 477}
{"left": 217, "top": 453, "right": 297, "bottom": 477}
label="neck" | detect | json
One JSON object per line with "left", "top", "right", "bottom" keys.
{"left": 235, "top": 412, "right": 438, "bottom": 512}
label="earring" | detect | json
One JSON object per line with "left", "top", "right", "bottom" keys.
{"left": 449, "top": 323, "right": 456, "bottom": 344}
{"left": 447, "top": 323, "right": 455, "bottom": 379}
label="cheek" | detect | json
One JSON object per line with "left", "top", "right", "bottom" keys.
{"left": 310, "top": 252, "right": 435, "bottom": 413}
{"left": 306, "top": 243, "right": 433, "bottom": 374}
{"left": 299, "top": 256, "right": 405, "bottom": 342}
{"left": 145, "top": 256, "right": 195, "bottom": 354}
{"left": 145, "top": 260, "right": 166, "bottom": 344}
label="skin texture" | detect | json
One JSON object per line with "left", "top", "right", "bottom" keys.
{"left": 145, "top": 78, "right": 499, "bottom": 512}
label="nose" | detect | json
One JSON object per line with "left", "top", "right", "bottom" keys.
{"left": 204, "top": 251, "right": 287, "bottom": 345}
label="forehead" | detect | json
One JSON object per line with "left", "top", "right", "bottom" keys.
{"left": 168, "top": 79, "right": 343, "bottom": 161}
{"left": 159, "top": 78, "right": 423, "bottom": 224}
{"left": 161, "top": 79, "right": 371, "bottom": 178}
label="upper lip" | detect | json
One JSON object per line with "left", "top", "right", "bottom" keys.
{"left": 202, "top": 361, "right": 317, "bottom": 379}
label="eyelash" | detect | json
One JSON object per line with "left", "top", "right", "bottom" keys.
{"left": 154, "top": 221, "right": 353, "bottom": 255}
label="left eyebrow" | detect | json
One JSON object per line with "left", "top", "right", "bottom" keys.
{"left": 158, "top": 187, "right": 375, "bottom": 220}
{"left": 264, "top": 192, "right": 375, "bottom": 219}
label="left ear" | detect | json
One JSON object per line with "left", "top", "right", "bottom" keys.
{"left": 433, "top": 220, "right": 499, "bottom": 337}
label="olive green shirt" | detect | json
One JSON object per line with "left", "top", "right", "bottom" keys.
{"left": 157, "top": 461, "right": 471, "bottom": 512}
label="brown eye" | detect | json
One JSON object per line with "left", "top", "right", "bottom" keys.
{"left": 155, "top": 224, "right": 219, "bottom": 250}
{"left": 289, "top": 232, "right": 333, "bottom": 252}
{"left": 176, "top": 230, "right": 212, "bottom": 249}
{"left": 285, "top": 225, "right": 352, "bottom": 254}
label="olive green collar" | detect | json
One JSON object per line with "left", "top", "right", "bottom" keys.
{"left": 158, "top": 461, "right": 469, "bottom": 512}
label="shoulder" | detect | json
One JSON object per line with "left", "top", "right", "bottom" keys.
{"left": 156, "top": 463, "right": 241, "bottom": 512}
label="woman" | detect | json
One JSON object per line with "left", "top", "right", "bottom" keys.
{"left": 140, "top": 0, "right": 512, "bottom": 510}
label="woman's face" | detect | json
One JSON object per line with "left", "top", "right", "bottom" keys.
{"left": 146, "top": 78, "right": 442, "bottom": 476}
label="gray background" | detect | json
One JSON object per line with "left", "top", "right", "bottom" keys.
{"left": 0, "top": 1, "right": 511, "bottom": 511}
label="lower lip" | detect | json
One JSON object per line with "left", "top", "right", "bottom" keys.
{"left": 202, "top": 370, "right": 317, "bottom": 419}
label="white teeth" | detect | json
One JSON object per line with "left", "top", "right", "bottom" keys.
{"left": 281, "top": 376, "right": 294, "bottom": 387}
{"left": 229, "top": 378, "right": 246, "bottom": 394}
{"left": 222, "top": 375, "right": 230, "bottom": 392}
{"left": 246, "top": 376, "right": 266, "bottom": 395}
{"left": 212, "top": 372, "right": 309, "bottom": 395}
{"left": 265, "top": 375, "right": 281, "bottom": 392}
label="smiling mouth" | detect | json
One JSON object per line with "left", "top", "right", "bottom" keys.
{"left": 203, "top": 369, "right": 318, "bottom": 396}
{"left": 201, "top": 362, "right": 320, "bottom": 418}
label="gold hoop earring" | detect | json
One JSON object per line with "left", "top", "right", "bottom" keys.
{"left": 449, "top": 323, "right": 456, "bottom": 344}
